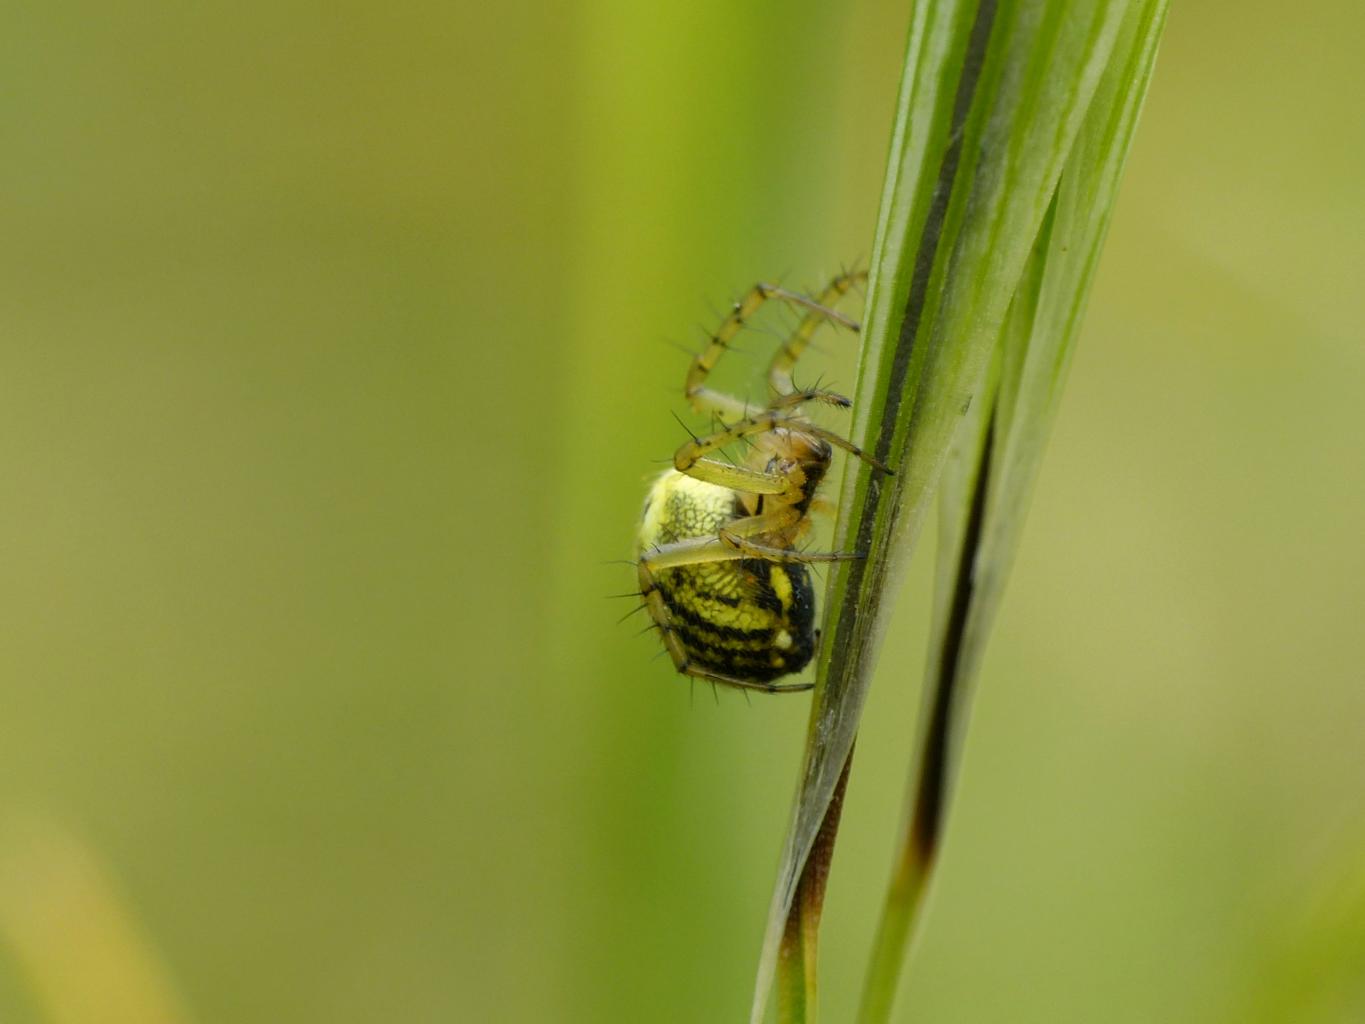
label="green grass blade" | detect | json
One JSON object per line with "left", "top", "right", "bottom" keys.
{"left": 752, "top": 3, "right": 1138, "bottom": 1021}
{"left": 856, "top": 4, "right": 1172, "bottom": 1022}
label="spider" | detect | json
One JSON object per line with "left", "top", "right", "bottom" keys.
{"left": 634, "top": 269, "right": 889, "bottom": 694}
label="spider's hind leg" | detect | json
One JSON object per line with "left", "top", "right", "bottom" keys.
{"left": 684, "top": 281, "right": 861, "bottom": 420}
{"left": 680, "top": 662, "right": 815, "bottom": 694}
{"left": 767, "top": 268, "right": 869, "bottom": 400}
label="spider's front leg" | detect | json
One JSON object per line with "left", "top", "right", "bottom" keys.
{"left": 672, "top": 411, "right": 891, "bottom": 495}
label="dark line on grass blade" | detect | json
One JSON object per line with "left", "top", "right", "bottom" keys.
{"left": 764, "top": 5, "right": 1008, "bottom": 1020}
{"left": 879, "top": 0, "right": 1001, "bottom": 463}
{"left": 880, "top": 0, "right": 1000, "bottom": 466}
{"left": 831, "top": 0, "right": 1002, "bottom": 684}
{"left": 912, "top": 406, "right": 995, "bottom": 864}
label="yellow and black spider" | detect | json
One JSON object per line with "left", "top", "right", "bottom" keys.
{"left": 635, "top": 270, "right": 889, "bottom": 694}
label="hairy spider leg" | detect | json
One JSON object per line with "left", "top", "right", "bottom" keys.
{"left": 684, "top": 282, "right": 860, "bottom": 421}
{"left": 638, "top": 532, "right": 858, "bottom": 574}
{"left": 768, "top": 268, "right": 869, "bottom": 398}
{"left": 672, "top": 412, "right": 891, "bottom": 499}
{"left": 715, "top": 506, "right": 851, "bottom": 561}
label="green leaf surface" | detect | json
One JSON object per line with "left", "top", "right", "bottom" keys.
{"left": 858, "top": 3, "right": 1172, "bottom": 1022}
{"left": 751, "top": 2, "right": 1148, "bottom": 1020}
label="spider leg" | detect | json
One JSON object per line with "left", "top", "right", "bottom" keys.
{"left": 637, "top": 530, "right": 857, "bottom": 584}
{"left": 685, "top": 281, "right": 860, "bottom": 420}
{"left": 637, "top": 535, "right": 762, "bottom": 573}
{"left": 671, "top": 411, "right": 806, "bottom": 497}
{"left": 767, "top": 269, "right": 868, "bottom": 399}
{"left": 679, "top": 663, "right": 814, "bottom": 694}
{"left": 792, "top": 421, "right": 892, "bottom": 473}
{"left": 715, "top": 508, "right": 861, "bottom": 563}
{"left": 673, "top": 411, "right": 890, "bottom": 493}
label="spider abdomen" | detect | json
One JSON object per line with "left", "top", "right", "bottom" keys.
{"left": 637, "top": 471, "right": 817, "bottom": 683}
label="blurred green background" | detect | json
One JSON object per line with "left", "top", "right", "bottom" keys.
{"left": 1, "top": 2, "right": 1362, "bottom": 1022}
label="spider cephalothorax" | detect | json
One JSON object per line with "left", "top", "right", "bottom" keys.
{"left": 634, "top": 271, "right": 889, "bottom": 693}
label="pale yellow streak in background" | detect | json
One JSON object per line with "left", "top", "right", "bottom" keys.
{"left": 0, "top": 820, "right": 191, "bottom": 1024}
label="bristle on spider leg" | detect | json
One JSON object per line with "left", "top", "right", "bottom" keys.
{"left": 669, "top": 410, "right": 700, "bottom": 442}
{"left": 660, "top": 337, "right": 699, "bottom": 358}
{"left": 616, "top": 606, "right": 647, "bottom": 630}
